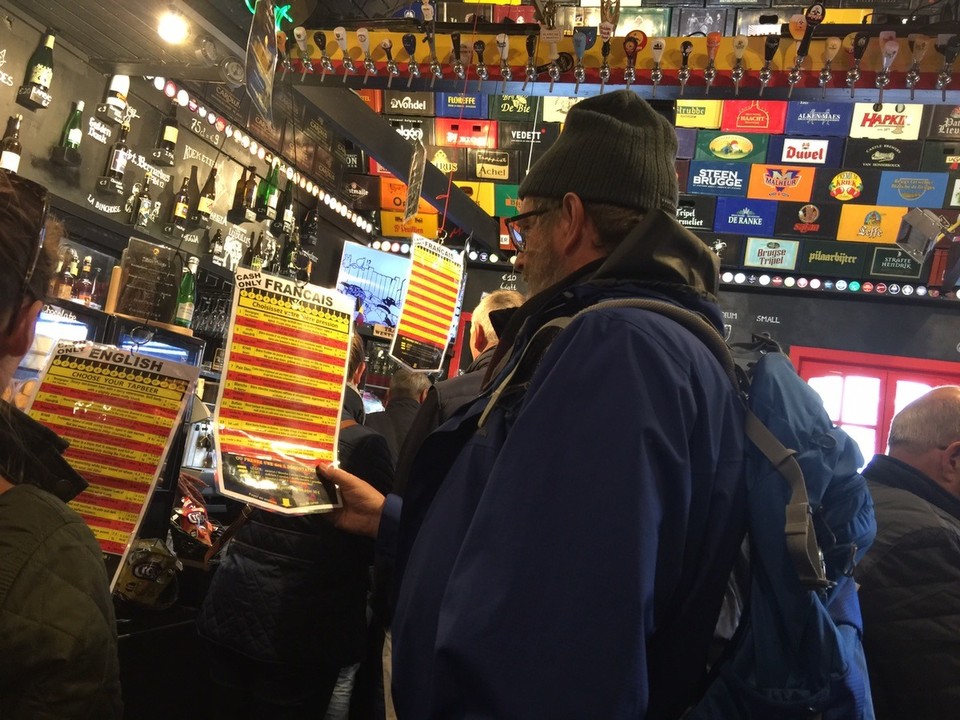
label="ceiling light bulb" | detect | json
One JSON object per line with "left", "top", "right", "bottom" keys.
{"left": 401, "top": 243, "right": 410, "bottom": 254}
{"left": 158, "top": 9, "right": 189, "bottom": 45}
{"left": 153, "top": 77, "right": 166, "bottom": 91}
{"left": 176, "top": 88, "right": 190, "bottom": 106}
{"left": 391, "top": 242, "right": 400, "bottom": 252}
{"left": 489, "top": 253, "right": 499, "bottom": 263}
{"left": 372, "top": 240, "right": 381, "bottom": 250}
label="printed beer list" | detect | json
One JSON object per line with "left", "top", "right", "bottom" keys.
{"left": 27, "top": 343, "right": 196, "bottom": 556}
{"left": 215, "top": 270, "right": 354, "bottom": 514}
{"left": 390, "top": 237, "right": 464, "bottom": 372}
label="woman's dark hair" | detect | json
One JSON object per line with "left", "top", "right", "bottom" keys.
{"left": 0, "top": 173, "right": 59, "bottom": 320}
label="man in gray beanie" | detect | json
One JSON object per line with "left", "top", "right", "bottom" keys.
{"left": 322, "top": 90, "right": 746, "bottom": 719}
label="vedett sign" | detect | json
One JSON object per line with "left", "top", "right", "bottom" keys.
{"left": 850, "top": 103, "right": 925, "bottom": 141}
{"left": 781, "top": 138, "right": 830, "bottom": 165}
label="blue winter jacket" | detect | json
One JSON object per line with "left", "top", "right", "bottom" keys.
{"left": 385, "top": 210, "right": 747, "bottom": 719}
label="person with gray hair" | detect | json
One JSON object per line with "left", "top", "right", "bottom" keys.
{"left": 855, "top": 385, "right": 960, "bottom": 720}
{"left": 468, "top": 289, "right": 524, "bottom": 365}
{"left": 366, "top": 368, "right": 432, "bottom": 463}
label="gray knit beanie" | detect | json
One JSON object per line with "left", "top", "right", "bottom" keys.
{"left": 518, "top": 90, "right": 679, "bottom": 214}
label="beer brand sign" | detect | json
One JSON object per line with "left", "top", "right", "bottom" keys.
{"left": 799, "top": 239, "right": 867, "bottom": 277}
{"left": 920, "top": 141, "right": 960, "bottom": 172}
{"left": 469, "top": 149, "right": 516, "bottom": 183}
{"left": 837, "top": 204, "right": 907, "bottom": 243}
{"left": 383, "top": 91, "right": 434, "bottom": 116}
{"left": 850, "top": 103, "right": 925, "bottom": 141}
{"left": 743, "top": 237, "right": 800, "bottom": 270}
{"left": 925, "top": 105, "right": 960, "bottom": 140}
{"left": 870, "top": 247, "right": 923, "bottom": 279}
{"left": 675, "top": 100, "right": 723, "bottom": 129}
{"left": 720, "top": 100, "right": 787, "bottom": 134}
{"left": 747, "top": 164, "right": 815, "bottom": 202}
{"left": 714, "top": 197, "right": 777, "bottom": 235}
{"left": 785, "top": 102, "right": 853, "bottom": 136}
{"left": 687, "top": 162, "right": 748, "bottom": 196}
{"left": 765, "top": 136, "right": 845, "bottom": 167}
{"left": 829, "top": 171, "right": 864, "bottom": 202}
{"left": 675, "top": 194, "right": 717, "bottom": 230}
{"left": 437, "top": 92, "right": 488, "bottom": 119}
{"left": 774, "top": 202, "right": 841, "bottom": 238}
{"left": 694, "top": 131, "right": 768, "bottom": 164}
{"left": 844, "top": 139, "right": 924, "bottom": 170}
{"left": 876, "top": 171, "right": 948, "bottom": 207}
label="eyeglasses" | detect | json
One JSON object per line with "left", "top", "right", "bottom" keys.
{"left": 1, "top": 170, "right": 50, "bottom": 300}
{"left": 504, "top": 206, "right": 556, "bottom": 252}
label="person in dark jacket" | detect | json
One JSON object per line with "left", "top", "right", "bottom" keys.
{"left": 366, "top": 368, "right": 431, "bottom": 463}
{"left": 0, "top": 173, "right": 122, "bottom": 720}
{"left": 197, "top": 332, "right": 394, "bottom": 719}
{"left": 856, "top": 386, "right": 960, "bottom": 720}
{"left": 321, "top": 91, "right": 746, "bottom": 719}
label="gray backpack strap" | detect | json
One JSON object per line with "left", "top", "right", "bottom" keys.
{"left": 479, "top": 296, "right": 825, "bottom": 588}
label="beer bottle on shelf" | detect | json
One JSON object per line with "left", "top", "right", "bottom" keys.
{"left": 208, "top": 228, "right": 224, "bottom": 258}
{"left": 283, "top": 229, "right": 302, "bottom": 278}
{"left": 301, "top": 197, "right": 320, "bottom": 246}
{"left": 104, "top": 121, "right": 130, "bottom": 181}
{"left": 256, "top": 163, "right": 280, "bottom": 219}
{"left": 129, "top": 170, "right": 154, "bottom": 228}
{"left": 72, "top": 255, "right": 94, "bottom": 305}
{"left": 271, "top": 177, "right": 297, "bottom": 235}
{"left": 103, "top": 75, "right": 129, "bottom": 114}
{"left": 250, "top": 234, "right": 265, "bottom": 271}
{"left": 196, "top": 167, "right": 217, "bottom": 223}
{"left": 170, "top": 176, "right": 191, "bottom": 230}
{"left": 57, "top": 252, "right": 78, "bottom": 300}
{"left": 242, "top": 165, "right": 258, "bottom": 209}
{"left": 49, "top": 256, "right": 64, "bottom": 297}
{"left": 174, "top": 256, "right": 200, "bottom": 328}
{"left": 59, "top": 101, "right": 84, "bottom": 150}
{"left": 153, "top": 101, "right": 178, "bottom": 166}
{"left": 0, "top": 115, "right": 23, "bottom": 173}
{"left": 23, "top": 30, "right": 55, "bottom": 95}
{"left": 88, "top": 266, "right": 102, "bottom": 309}
{"left": 232, "top": 167, "right": 248, "bottom": 210}
{"left": 187, "top": 164, "right": 201, "bottom": 215}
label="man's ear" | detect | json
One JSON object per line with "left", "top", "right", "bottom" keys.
{"left": 939, "top": 439, "right": 960, "bottom": 497}
{"left": 1, "top": 299, "right": 42, "bottom": 359}
{"left": 352, "top": 360, "right": 367, "bottom": 387}
{"left": 473, "top": 324, "right": 489, "bottom": 355}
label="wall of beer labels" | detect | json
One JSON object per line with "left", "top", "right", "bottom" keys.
{"left": 340, "top": 83, "right": 960, "bottom": 298}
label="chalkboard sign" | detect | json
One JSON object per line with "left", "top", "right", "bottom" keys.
{"left": 115, "top": 238, "right": 181, "bottom": 323}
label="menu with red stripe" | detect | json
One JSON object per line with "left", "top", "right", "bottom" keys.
{"left": 214, "top": 269, "right": 354, "bottom": 514}
{"left": 25, "top": 341, "right": 197, "bottom": 582}
{"left": 390, "top": 237, "right": 464, "bottom": 372}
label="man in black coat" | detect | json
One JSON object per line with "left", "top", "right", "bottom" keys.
{"left": 366, "top": 368, "right": 431, "bottom": 464}
{"left": 856, "top": 386, "right": 960, "bottom": 719}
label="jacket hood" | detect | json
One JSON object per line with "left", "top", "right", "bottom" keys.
{"left": 0, "top": 402, "right": 88, "bottom": 502}
{"left": 590, "top": 209, "right": 719, "bottom": 299}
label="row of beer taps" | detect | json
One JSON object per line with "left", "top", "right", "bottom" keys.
{"left": 278, "top": 11, "right": 960, "bottom": 100}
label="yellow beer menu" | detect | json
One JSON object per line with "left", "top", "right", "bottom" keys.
{"left": 391, "top": 237, "right": 464, "bottom": 372}
{"left": 26, "top": 342, "right": 196, "bottom": 576}
{"left": 214, "top": 269, "right": 355, "bottom": 514}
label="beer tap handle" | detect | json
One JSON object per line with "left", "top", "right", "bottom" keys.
{"left": 798, "top": 3, "right": 825, "bottom": 61}
{"left": 786, "top": 14, "right": 807, "bottom": 99}
{"left": 496, "top": 33, "right": 511, "bottom": 93}
{"left": 523, "top": 33, "right": 538, "bottom": 91}
{"left": 848, "top": 32, "right": 869, "bottom": 98}
{"left": 450, "top": 32, "right": 466, "bottom": 79}
{"left": 876, "top": 39, "right": 899, "bottom": 104}
{"left": 383, "top": 40, "right": 398, "bottom": 88}
{"left": 678, "top": 40, "right": 693, "bottom": 97}
{"left": 820, "top": 36, "right": 841, "bottom": 98}
{"left": 732, "top": 35, "right": 748, "bottom": 97}
{"left": 599, "top": 32, "right": 612, "bottom": 94}
{"left": 938, "top": 35, "right": 960, "bottom": 101}
{"left": 334, "top": 26, "right": 354, "bottom": 83}
{"left": 704, "top": 31, "right": 721, "bottom": 96}
{"left": 573, "top": 30, "right": 587, "bottom": 93}
{"left": 402, "top": 33, "right": 419, "bottom": 88}
{"left": 294, "top": 27, "right": 312, "bottom": 80}
{"left": 314, "top": 31, "right": 333, "bottom": 82}
{"left": 759, "top": 34, "right": 779, "bottom": 97}
{"left": 650, "top": 37, "right": 665, "bottom": 98}
{"left": 474, "top": 40, "right": 487, "bottom": 91}
{"left": 357, "top": 27, "right": 375, "bottom": 85}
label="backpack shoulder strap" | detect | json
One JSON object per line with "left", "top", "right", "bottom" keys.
{"left": 479, "top": 296, "right": 826, "bottom": 589}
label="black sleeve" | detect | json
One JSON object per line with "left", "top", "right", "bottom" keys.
{"left": 393, "top": 387, "right": 442, "bottom": 498}
{"left": 341, "top": 430, "right": 395, "bottom": 495}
